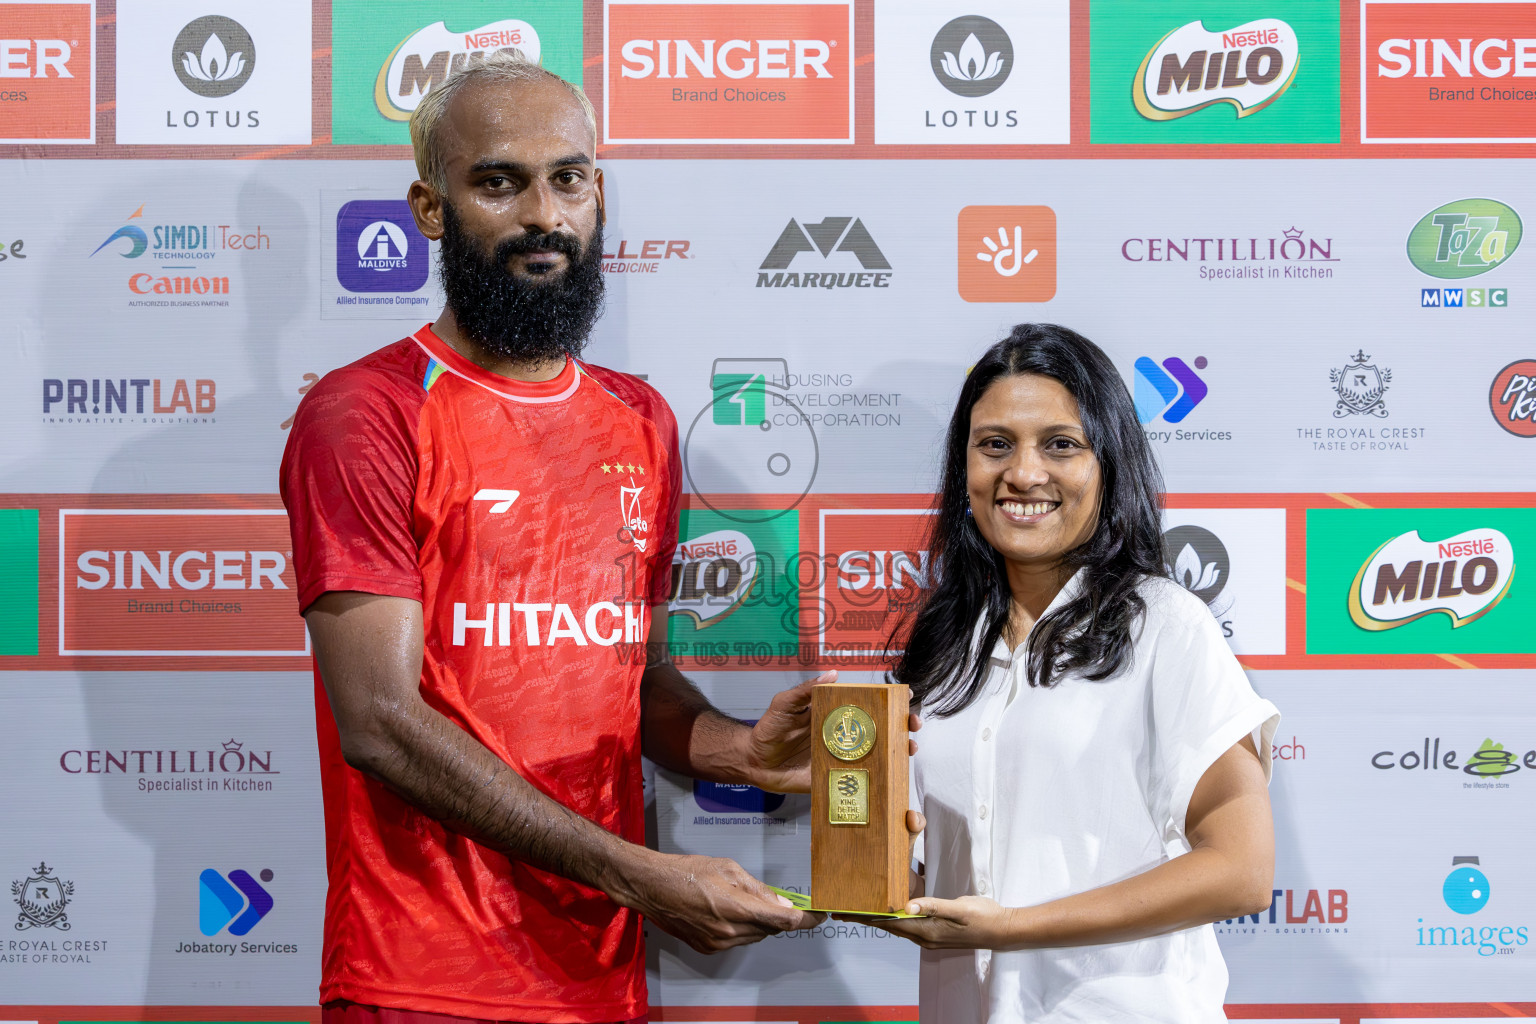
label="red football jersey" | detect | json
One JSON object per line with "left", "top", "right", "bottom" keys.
{"left": 280, "top": 325, "right": 681, "bottom": 1022}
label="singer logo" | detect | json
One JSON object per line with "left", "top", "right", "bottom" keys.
{"left": 604, "top": 1, "right": 852, "bottom": 144}
{"left": 0, "top": 1, "right": 94, "bottom": 142}
{"left": 957, "top": 205, "right": 1057, "bottom": 302}
{"left": 819, "top": 509, "right": 934, "bottom": 658}
{"left": 1349, "top": 528, "right": 1515, "bottom": 631}
{"left": 60, "top": 509, "right": 307, "bottom": 657}
{"left": 1363, "top": 2, "right": 1536, "bottom": 142}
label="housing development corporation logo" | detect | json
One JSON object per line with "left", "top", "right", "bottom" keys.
{"left": 1363, "top": 2, "right": 1536, "bottom": 142}
{"left": 957, "top": 205, "right": 1056, "bottom": 302}
{"left": 1348, "top": 527, "right": 1514, "bottom": 631}
{"left": 605, "top": 1, "right": 852, "bottom": 144}
{"left": 0, "top": 0, "right": 94, "bottom": 143}
{"left": 1133, "top": 18, "right": 1299, "bottom": 120}
{"left": 1490, "top": 360, "right": 1536, "bottom": 437}
{"left": 930, "top": 16, "right": 1012, "bottom": 97}
{"left": 1417, "top": 857, "right": 1529, "bottom": 956}
{"left": 756, "top": 217, "right": 892, "bottom": 288}
{"left": 172, "top": 16, "right": 255, "bottom": 98}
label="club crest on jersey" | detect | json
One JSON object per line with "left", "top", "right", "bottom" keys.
{"left": 602, "top": 459, "right": 651, "bottom": 552}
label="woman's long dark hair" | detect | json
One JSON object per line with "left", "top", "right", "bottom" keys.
{"left": 890, "top": 324, "right": 1168, "bottom": 716}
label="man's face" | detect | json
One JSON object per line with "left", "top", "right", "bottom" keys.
{"left": 411, "top": 76, "right": 606, "bottom": 361}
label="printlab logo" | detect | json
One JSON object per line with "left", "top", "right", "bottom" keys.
{"left": 1408, "top": 199, "right": 1522, "bottom": 280}
{"left": 199, "top": 868, "right": 273, "bottom": 936}
{"left": 1134, "top": 356, "right": 1208, "bottom": 424}
{"left": 1417, "top": 856, "right": 1529, "bottom": 956}
{"left": 957, "top": 205, "right": 1057, "bottom": 302}
{"left": 13, "top": 862, "right": 73, "bottom": 931}
{"left": 755, "top": 217, "right": 892, "bottom": 289}
{"left": 1330, "top": 350, "right": 1391, "bottom": 418}
{"left": 1490, "top": 360, "right": 1536, "bottom": 438}
{"left": 172, "top": 16, "right": 255, "bottom": 97}
{"left": 1348, "top": 527, "right": 1514, "bottom": 631}
{"left": 930, "top": 15, "right": 1012, "bottom": 97}
{"left": 1164, "top": 525, "right": 1230, "bottom": 608}
{"left": 336, "top": 200, "right": 429, "bottom": 293}
{"left": 1134, "top": 18, "right": 1298, "bottom": 121}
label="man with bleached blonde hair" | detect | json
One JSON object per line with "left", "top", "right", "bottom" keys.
{"left": 281, "top": 52, "right": 829, "bottom": 1024}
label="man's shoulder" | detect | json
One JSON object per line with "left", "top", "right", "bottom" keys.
{"left": 290, "top": 334, "right": 434, "bottom": 445}
{"left": 579, "top": 362, "right": 677, "bottom": 435}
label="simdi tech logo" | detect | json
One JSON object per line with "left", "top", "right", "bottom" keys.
{"left": 0, "top": 0, "right": 93, "bottom": 143}
{"left": 1306, "top": 508, "right": 1533, "bottom": 654}
{"left": 331, "top": 0, "right": 583, "bottom": 145}
{"left": 1090, "top": 0, "right": 1339, "bottom": 143}
{"left": 605, "top": 0, "right": 853, "bottom": 145}
{"left": 1363, "top": 1, "right": 1536, "bottom": 143}
{"left": 957, "top": 205, "right": 1056, "bottom": 303}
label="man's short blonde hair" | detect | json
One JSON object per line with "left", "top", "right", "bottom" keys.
{"left": 408, "top": 49, "right": 597, "bottom": 194}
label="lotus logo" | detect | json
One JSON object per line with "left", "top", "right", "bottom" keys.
{"left": 171, "top": 17, "right": 256, "bottom": 98}
{"left": 1163, "top": 525, "right": 1231, "bottom": 607}
{"left": 930, "top": 16, "right": 1013, "bottom": 98}
{"left": 1349, "top": 528, "right": 1515, "bottom": 631}
{"left": 670, "top": 529, "right": 759, "bottom": 627}
{"left": 1133, "top": 18, "right": 1298, "bottom": 121}
{"left": 1406, "top": 199, "right": 1522, "bottom": 281}
{"left": 375, "top": 20, "right": 540, "bottom": 121}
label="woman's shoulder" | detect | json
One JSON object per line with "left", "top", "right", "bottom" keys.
{"left": 1131, "top": 574, "right": 1221, "bottom": 637}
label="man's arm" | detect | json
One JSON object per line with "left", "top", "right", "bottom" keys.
{"left": 305, "top": 590, "right": 819, "bottom": 952}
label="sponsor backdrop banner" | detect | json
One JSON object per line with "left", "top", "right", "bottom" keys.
{"left": 1, "top": 1, "right": 1534, "bottom": 1023}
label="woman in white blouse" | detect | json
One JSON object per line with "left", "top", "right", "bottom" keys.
{"left": 868, "top": 325, "right": 1280, "bottom": 1022}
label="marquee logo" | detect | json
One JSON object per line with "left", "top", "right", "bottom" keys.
{"left": 1407, "top": 199, "right": 1522, "bottom": 280}
{"left": 172, "top": 16, "right": 255, "bottom": 98}
{"left": 930, "top": 15, "right": 1012, "bottom": 98}
{"left": 756, "top": 217, "right": 892, "bottom": 288}
{"left": 604, "top": 1, "right": 852, "bottom": 144}
{"left": 0, "top": 0, "right": 93, "bottom": 143}
{"left": 1490, "top": 359, "right": 1536, "bottom": 438}
{"left": 1134, "top": 18, "right": 1299, "bottom": 120}
{"left": 1348, "top": 527, "right": 1514, "bottom": 631}
{"left": 1363, "top": 1, "right": 1536, "bottom": 142}
{"left": 374, "top": 19, "right": 538, "bottom": 121}
{"left": 957, "top": 205, "right": 1056, "bottom": 303}
{"left": 671, "top": 529, "right": 759, "bottom": 626}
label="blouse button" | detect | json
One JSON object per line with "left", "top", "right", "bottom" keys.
{"left": 981, "top": 728, "right": 992, "bottom": 741}
{"left": 978, "top": 880, "right": 989, "bottom": 895}
{"left": 978, "top": 803, "right": 988, "bottom": 820}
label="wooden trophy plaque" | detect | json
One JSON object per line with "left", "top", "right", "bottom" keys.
{"left": 810, "top": 682, "right": 910, "bottom": 914}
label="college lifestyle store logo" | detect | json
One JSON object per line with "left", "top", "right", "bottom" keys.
{"left": 13, "top": 862, "right": 73, "bottom": 931}
{"left": 930, "top": 15, "right": 1011, "bottom": 97}
{"left": 1348, "top": 527, "right": 1514, "bottom": 631}
{"left": 0, "top": 0, "right": 94, "bottom": 143}
{"left": 172, "top": 16, "right": 254, "bottom": 98}
{"left": 1490, "top": 359, "right": 1536, "bottom": 437}
{"left": 756, "top": 217, "right": 892, "bottom": 288}
{"left": 1330, "top": 349, "right": 1391, "bottom": 418}
{"left": 1133, "top": 18, "right": 1299, "bottom": 120}
{"left": 604, "top": 0, "right": 852, "bottom": 144}
{"left": 375, "top": 19, "right": 537, "bottom": 121}
{"left": 1373, "top": 736, "right": 1536, "bottom": 786}
{"left": 1363, "top": 1, "right": 1536, "bottom": 142}
{"left": 1418, "top": 856, "right": 1529, "bottom": 956}
{"left": 957, "top": 205, "right": 1056, "bottom": 302}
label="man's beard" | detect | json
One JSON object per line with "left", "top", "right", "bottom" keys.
{"left": 437, "top": 202, "right": 606, "bottom": 363}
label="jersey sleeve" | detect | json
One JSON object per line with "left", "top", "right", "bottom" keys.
{"left": 1144, "top": 585, "right": 1280, "bottom": 847}
{"left": 279, "top": 365, "right": 424, "bottom": 614}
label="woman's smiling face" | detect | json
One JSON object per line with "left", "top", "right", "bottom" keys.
{"left": 966, "top": 373, "right": 1103, "bottom": 571}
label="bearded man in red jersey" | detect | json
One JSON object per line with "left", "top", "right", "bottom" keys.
{"left": 280, "top": 52, "right": 830, "bottom": 1024}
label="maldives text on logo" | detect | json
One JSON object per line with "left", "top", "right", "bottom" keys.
{"left": 1120, "top": 226, "right": 1338, "bottom": 281}
{"left": 605, "top": 0, "right": 852, "bottom": 144}
{"left": 1490, "top": 359, "right": 1536, "bottom": 437}
{"left": 332, "top": 0, "right": 582, "bottom": 145}
{"left": 1363, "top": 1, "right": 1536, "bottom": 142}
{"left": 0, "top": 0, "right": 93, "bottom": 143}
{"left": 958, "top": 206, "right": 1056, "bottom": 302}
{"left": 1306, "top": 508, "right": 1534, "bottom": 654}
{"left": 337, "top": 200, "right": 430, "bottom": 294}
{"left": 756, "top": 217, "right": 892, "bottom": 288}
{"left": 1407, "top": 198, "right": 1522, "bottom": 280}
{"left": 1091, "top": 0, "right": 1339, "bottom": 143}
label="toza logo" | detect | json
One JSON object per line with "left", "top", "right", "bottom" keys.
{"left": 957, "top": 205, "right": 1056, "bottom": 302}
{"left": 375, "top": 20, "right": 538, "bottom": 121}
{"left": 1407, "top": 199, "right": 1522, "bottom": 279}
{"left": 199, "top": 868, "right": 272, "bottom": 936}
{"left": 1330, "top": 349, "right": 1392, "bottom": 418}
{"left": 756, "top": 217, "right": 891, "bottom": 289}
{"left": 1134, "top": 356, "right": 1208, "bottom": 424}
{"left": 172, "top": 16, "right": 255, "bottom": 98}
{"left": 1134, "top": 18, "right": 1299, "bottom": 121}
{"left": 930, "top": 15, "right": 1012, "bottom": 97}
{"left": 13, "top": 862, "right": 73, "bottom": 931}
{"left": 1349, "top": 528, "right": 1515, "bottom": 631}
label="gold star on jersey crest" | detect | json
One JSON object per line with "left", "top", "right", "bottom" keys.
{"left": 599, "top": 460, "right": 646, "bottom": 476}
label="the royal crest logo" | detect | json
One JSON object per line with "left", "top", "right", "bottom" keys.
{"left": 13, "top": 862, "right": 74, "bottom": 931}
{"left": 1349, "top": 528, "right": 1515, "bottom": 631}
{"left": 1133, "top": 18, "right": 1300, "bottom": 121}
{"left": 1330, "top": 349, "right": 1391, "bottom": 418}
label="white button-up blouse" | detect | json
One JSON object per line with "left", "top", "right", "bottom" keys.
{"left": 911, "top": 571, "right": 1280, "bottom": 1023}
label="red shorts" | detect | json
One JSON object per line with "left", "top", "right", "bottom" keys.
{"left": 322, "top": 1001, "right": 647, "bottom": 1024}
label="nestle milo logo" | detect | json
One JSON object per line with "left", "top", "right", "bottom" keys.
{"left": 1133, "top": 18, "right": 1299, "bottom": 121}
{"left": 1349, "top": 528, "right": 1515, "bottom": 631}
{"left": 1407, "top": 199, "right": 1522, "bottom": 280}
{"left": 669, "top": 529, "right": 759, "bottom": 627}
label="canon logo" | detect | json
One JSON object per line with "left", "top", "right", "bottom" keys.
{"left": 1377, "top": 38, "right": 1536, "bottom": 78}
{"left": 76, "top": 550, "right": 289, "bottom": 591}
{"left": 0, "top": 39, "right": 73, "bottom": 78}
{"left": 619, "top": 38, "right": 832, "bottom": 79}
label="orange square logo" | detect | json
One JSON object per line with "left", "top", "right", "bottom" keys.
{"left": 0, "top": 1, "right": 93, "bottom": 143}
{"left": 818, "top": 509, "right": 933, "bottom": 659}
{"left": 604, "top": 1, "right": 852, "bottom": 143}
{"left": 957, "top": 205, "right": 1057, "bottom": 303}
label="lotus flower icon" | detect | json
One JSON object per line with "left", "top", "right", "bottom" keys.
{"left": 1173, "top": 543, "right": 1221, "bottom": 592}
{"left": 171, "top": 16, "right": 255, "bottom": 98}
{"left": 184, "top": 33, "right": 245, "bottom": 83}
{"left": 940, "top": 33, "right": 1005, "bottom": 84}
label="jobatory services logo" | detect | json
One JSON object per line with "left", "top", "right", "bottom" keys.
{"left": 1490, "top": 359, "right": 1536, "bottom": 437}
{"left": 1119, "top": 225, "right": 1339, "bottom": 281}
{"left": 1307, "top": 508, "right": 1533, "bottom": 654}
{"left": 957, "top": 205, "right": 1057, "bottom": 302}
{"left": 1162, "top": 509, "right": 1287, "bottom": 654}
{"left": 1416, "top": 856, "right": 1528, "bottom": 956}
{"left": 819, "top": 508, "right": 933, "bottom": 658}
{"left": 331, "top": 0, "right": 582, "bottom": 145}
{"left": 114, "top": 0, "right": 311, "bottom": 144}
{"left": 667, "top": 508, "right": 799, "bottom": 662}
{"left": 0, "top": 0, "right": 94, "bottom": 143}
{"left": 182, "top": 866, "right": 297, "bottom": 956}
{"left": 755, "top": 216, "right": 893, "bottom": 288}
{"left": 1134, "top": 357, "right": 1209, "bottom": 422}
{"left": 1408, "top": 200, "right": 1520, "bottom": 310}
{"left": 1091, "top": 0, "right": 1339, "bottom": 143}
{"left": 604, "top": 0, "right": 853, "bottom": 144}
{"left": 59, "top": 508, "right": 307, "bottom": 657}
{"left": 1363, "top": 1, "right": 1536, "bottom": 143}
{"left": 873, "top": 0, "right": 1068, "bottom": 144}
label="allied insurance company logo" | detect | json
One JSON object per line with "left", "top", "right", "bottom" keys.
{"left": 1348, "top": 527, "right": 1514, "bottom": 631}
{"left": 1418, "top": 856, "right": 1529, "bottom": 956}
{"left": 336, "top": 200, "right": 430, "bottom": 293}
{"left": 957, "top": 205, "right": 1056, "bottom": 302}
{"left": 374, "top": 19, "right": 537, "bottom": 121}
{"left": 1490, "top": 359, "right": 1536, "bottom": 437}
{"left": 1363, "top": 1, "right": 1536, "bottom": 143}
{"left": 605, "top": 1, "right": 853, "bottom": 144}
{"left": 756, "top": 216, "right": 892, "bottom": 289}
{"left": 0, "top": 0, "right": 93, "bottom": 143}
{"left": 930, "top": 15, "right": 1012, "bottom": 97}
{"left": 1409, "top": 198, "right": 1520, "bottom": 309}
{"left": 1134, "top": 17, "right": 1299, "bottom": 120}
